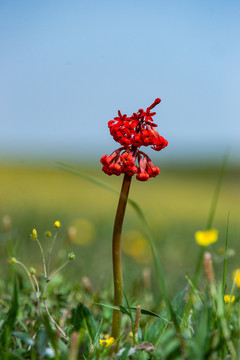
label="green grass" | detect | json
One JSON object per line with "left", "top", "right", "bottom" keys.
{"left": 0, "top": 161, "right": 240, "bottom": 359}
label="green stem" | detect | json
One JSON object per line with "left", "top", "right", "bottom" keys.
{"left": 36, "top": 238, "right": 47, "bottom": 278}
{"left": 112, "top": 174, "right": 132, "bottom": 342}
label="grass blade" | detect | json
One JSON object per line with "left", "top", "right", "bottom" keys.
{"left": 206, "top": 151, "right": 229, "bottom": 230}
{"left": 0, "top": 276, "right": 19, "bottom": 350}
{"left": 194, "top": 152, "right": 229, "bottom": 285}
{"left": 222, "top": 213, "right": 230, "bottom": 296}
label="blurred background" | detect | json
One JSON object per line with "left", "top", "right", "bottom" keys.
{"left": 0, "top": 0, "right": 239, "bottom": 296}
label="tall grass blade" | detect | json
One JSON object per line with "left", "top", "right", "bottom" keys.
{"left": 0, "top": 276, "right": 18, "bottom": 350}
{"left": 122, "top": 288, "right": 134, "bottom": 323}
{"left": 206, "top": 151, "right": 229, "bottom": 230}
{"left": 56, "top": 162, "right": 119, "bottom": 195}
{"left": 222, "top": 213, "right": 230, "bottom": 296}
{"left": 92, "top": 318, "right": 103, "bottom": 351}
{"left": 194, "top": 152, "right": 229, "bottom": 285}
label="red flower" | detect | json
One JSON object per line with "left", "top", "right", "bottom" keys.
{"left": 101, "top": 98, "right": 167, "bottom": 181}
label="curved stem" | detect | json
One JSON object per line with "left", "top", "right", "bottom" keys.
{"left": 112, "top": 174, "right": 132, "bottom": 342}
{"left": 36, "top": 238, "right": 47, "bottom": 278}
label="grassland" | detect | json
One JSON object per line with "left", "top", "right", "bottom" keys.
{"left": 0, "top": 161, "right": 239, "bottom": 295}
{"left": 1, "top": 160, "right": 240, "bottom": 359}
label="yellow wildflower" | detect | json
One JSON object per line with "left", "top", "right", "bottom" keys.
{"left": 31, "top": 229, "right": 38, "bottom": 240}
{"left": 195, "top": 229, "right": 218, "bottom": 247}
{"left": 54, "top": 220, "right": 61, "bottom": 228}
{"left": 224, "top": 295, "right": 235, "bottom": 303}
{"left": 233, "top": 269, "right": 240, "bottom": 287}
{"left": 99, "top": 336, "right": 115, "bottom": 347}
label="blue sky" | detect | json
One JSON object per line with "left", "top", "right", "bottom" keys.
{"left": 0, "top": 0, "right": 239, "bottom": 164}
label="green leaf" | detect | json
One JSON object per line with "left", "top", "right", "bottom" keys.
{"left": 119, "top": 305, "right": 131, "bottom": 316}
{"left": 72, "top": 303, "right": 97, "bottom": 343}
{"left": 1, "top": 352, "right": 23, "bottom": 360}
{"left": 36, "top": 326, "right": 49, "bottom": 357}
{"left": 146, "top": 288, "right": 188, "bottom": 344}
{"left": 94, "top": 302, "right": 170, "bottom": 322}
{"left": 158, "top": 328, "right": 180, "bottom": 358}
{"left": 93, "top": 302, "right": 119, "bottom": 311}
{"left": 0, "top": 277, "right": 19, "bottom": 349}
{"left": 12, "top": 331, "right": 34, "bottom": 346}
{"left": 91, "top": 318, "right": 103, "bottom": 354}
{"left": 129, "top": 307, "right": 170, "bottom": 323}
{"left": 118, "top": 343, "right": 134, "bottom": 360}
{"left": 43, "top": 314, "right": 59, "bottom": 360}
{"left": 185, "top": 275, "right": 203, "bottom": 304}
{"left": 190, "top": 308, "right": 209, "bottom": 360}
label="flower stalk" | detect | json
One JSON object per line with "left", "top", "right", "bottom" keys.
{"left": 112, "top": 173, "right": 132, "bottom": 341}
{"left": 100, "top": 98, "right": 168, "bottom": 348}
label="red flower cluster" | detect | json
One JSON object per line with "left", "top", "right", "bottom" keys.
{"left": 108, "top": 98, "right": 168, "bottom": 151}
{"left": 101, "top": 98, "right": 168, "bottom": 181}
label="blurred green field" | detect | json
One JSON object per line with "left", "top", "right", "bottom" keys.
{"left": 0, "top": 161, "right": 240, "bottom": 296}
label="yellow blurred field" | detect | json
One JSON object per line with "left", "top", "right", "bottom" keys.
{"left": 1, "top": 162, "right": 239, "bottom": 221}
{"left": 0, "top": 162, "right": 239, "bottom": 294}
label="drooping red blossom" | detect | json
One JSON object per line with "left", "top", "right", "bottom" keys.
{"left": 101, "top": 98, "right": 167, "bottom": 181}
{"left": 108, "top": 98, "right": 168, "bottom": 151}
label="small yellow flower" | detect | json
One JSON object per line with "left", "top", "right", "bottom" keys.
{"left": 224, "top": 295, "right": 235, "bottom": 303}
{"left": 233, "top": 269, "right": 240, "bottom": 287}
{"left": 99, "top": 336, "right": 115, "bottom": 347}
{"left": 10, "top": 257, "right": 16, "bottom": 264}
{"left": 195, "top": 229, "right": 218, "bottom": 247}
{"left": 31, "top": 229, "right": 38, "bottom": 240}
{"left": 54, "top": 220, "right": 61, "bottom": 228}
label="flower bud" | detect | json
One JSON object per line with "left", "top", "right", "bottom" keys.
{"left": 10, "top": 257, "right": 16, "bottom": 264}
{"left": 30, "top": 267, "right": 36, "bottom": 275}
{"left": 68, "top": 252, "right": 76, "bottom": 261}
{"left": 45, "top": 231, "right": 52, "bottom": 238}
{"left": 134, "top": 305, "right": 141, "bottom": 338}
{"left": 54, "top": 220, "right": 61, "bottom": 228}
{"left": 204, "top": 252, "right": 214, "bottom": 283}
{"left": 31, "top": 229, "right": 38, "bottom": 240}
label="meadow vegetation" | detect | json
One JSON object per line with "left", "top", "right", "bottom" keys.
{"left": 0, "top": 161, "right": 240, "bottom": 359}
